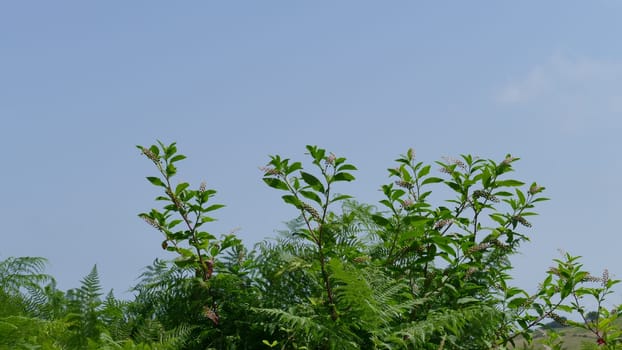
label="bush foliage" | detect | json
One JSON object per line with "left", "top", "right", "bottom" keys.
{"left": 1, "top": 142, "right": 618, "bottom": 349}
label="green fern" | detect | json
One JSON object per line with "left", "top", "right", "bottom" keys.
{"left": 254, "top": 306, "right": 361, "bottom": 349}
{"left": 384, "top": 305, "right": 502, "bottom": 349}
{"left": 0, "top": 256, "right": 52, "bottom": 307}
{"left": 64, "top": 265, "right": 105, "bottom": 347}
{"left": 0, "top": 315, "right": 68, "bottom": 349}
{"left": 101, "top": 290, "right": 132, "bottom": 341}
{"left": 79, "top": 265, "right": 104, "bottom": 303}
{"left": 96, "top": 324, "right": 193, "bottom": 350}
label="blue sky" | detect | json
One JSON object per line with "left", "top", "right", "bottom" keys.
{"left": 2, "top": 2, "right": 621, "bottom": 301}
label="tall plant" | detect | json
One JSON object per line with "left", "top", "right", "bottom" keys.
{"left": 256, "top": 146, "right": 582, "bottom": 349}
{"left": 137, "top": 141, "right": 242, "bottom": 326}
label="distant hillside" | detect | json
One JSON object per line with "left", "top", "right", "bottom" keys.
{"left": 512, "top": 323, "right": 616, "bottom": 349}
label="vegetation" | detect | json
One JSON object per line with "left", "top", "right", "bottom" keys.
{"left": 1, "top": 141, "right": 619, "bottom": 349}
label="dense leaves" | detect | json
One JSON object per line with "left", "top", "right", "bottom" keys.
{"left": 1, "top": 142, "right": 618, "bottom": 349}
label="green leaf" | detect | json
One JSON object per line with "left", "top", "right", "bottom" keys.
{"left": 493, "top": 191, "right": 513, "bottom": 197}
{"left": 305, "top": 145, "right": 325, "bottom": 163}
{"left": 399, "top": 167, "right": 412, "bottom": 182}
{"left": 204, "top": 204, "right": 225, "bottom": 212}
{"left": 175, "top": 182, "right": 190, "bottom": 195}
{"left": 508, "top": 297, "right": 528, "bottom": 309}
{"left": 560, "top": 283, "right": 572, "bottom": 299}
{"left": 286, "top": 162, "right": 303, "bottom": 175}
{"left": 263, "top": 178, "right": 289, "bottom": 191}
{"left": 505, "top": 287, "right": 527, "bottom": 299}
{"left": 337, "top": 164, "right": 357, "bottom": 171}
{"left": 177, "top": 248, "right": 195, "bottom": 258}
{"left": 456, "top": 297, "right": 478, "bottom": 305}
{"left": 402, "top": 215, "right": 428, "bottom": 226}
{"left": 305, "top": 145, "right": 318, "bottom": 158}
{"left": 198, "top": 190, "right": 212, "bottom": 203}
{"left": 146, "top": 176, "right": 165, "bottom": 187}
{"left": 262, "top": 340, "right": 278, "bottom": 347}
{"left": 173, "top": 258, "right": 196, "bottom": 268}
{"left": 330, "top": 194, "right": 352, "bottom": 203}
{"left": 165, "top": 163, "right": 177, "bottom": 177}
{"left": 433, "top": 238, "right": 456, "bottom": 257}
{"left": 170, "top": 154, "right": 186, "bottom": 163}
{"left": 379, "top": 199, "right": 393, "bottom": 209}
{"left": 489, "top": 213, "right": 507, "bottom": 226}
{"left": 371, "top": 214, "right": 390, "bottom": 227}
{"left": 149, "top": 145, "right": 159, "bottom": 157}
{"left": 299, "top": 190, "right": 323, "bottom": 205}
{"left": 221, "top": 234, "right": 241, "bottom": 249}
{"left": 419, "top": 191, "right": 432, "bottom": 201}
{"left": 421, "top": 177, "right": 444, "bottom": 185}
{"left": 164, "top": 143, "right": 177, "bottom": 160}
{"left": 515, "top": 188, "right": 526, "bottom": 204}
{"left": 282, "top": 194, "right": 300, "bottom": 207}
{"left": 300, "top": 171, "right": 325, "bottom": 192}
{"left": 387, "top": 168, "right": 400, "bottom": 177}
{"left": 196, "top": 231, "right": 217, "bottom": 241}
{"left": 446, "top": 181, "right": 461, "bottom": 192}
{"left": 291, "top": 177, "right": 301, "bottom": 191}
{"left": 417, "top": 165, "right": 431, "bottom": 178}
{"left": 333, "top": 156, "right": 347, "bottom": 167}
{"left": 167, "top": 219, "right": 182, "bottom": 228}
{"left": 332, "top": 172, "right": 355, "bottom": 182}
{"left": 495, "top": 179, "right": 525, "bottom": 187}
{"left": 391, "top": 189, "right": 406, "bottom": 201}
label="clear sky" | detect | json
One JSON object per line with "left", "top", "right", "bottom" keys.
{"left": 2, "top": 2, "right": 621, "bottom": 301}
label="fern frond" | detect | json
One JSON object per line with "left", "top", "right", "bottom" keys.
{"left": 160, "top": 323, "right": 193, "bottom": 348}
{"left": 78, "top": 264, "right": 103, "bottom": 302}
{"left": 131, "top": 259, "right": 193, "bottom": 308}
{"left": 0, "top": 315, "right": 68, "bottom": 348}
{"left": 0, "top": 256, "right": 52, "bottom": 295}
{"left": 383, "top": 305, "right": 502, "bottom": 349}
{"left": 329, "top": 260, "right": 416, "bottom": 345}
{"left": 253, "top": 306, "right": 325, "bottom": 346}
{"left": 253, "top": 306, "right": 360, "bottom": 350}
